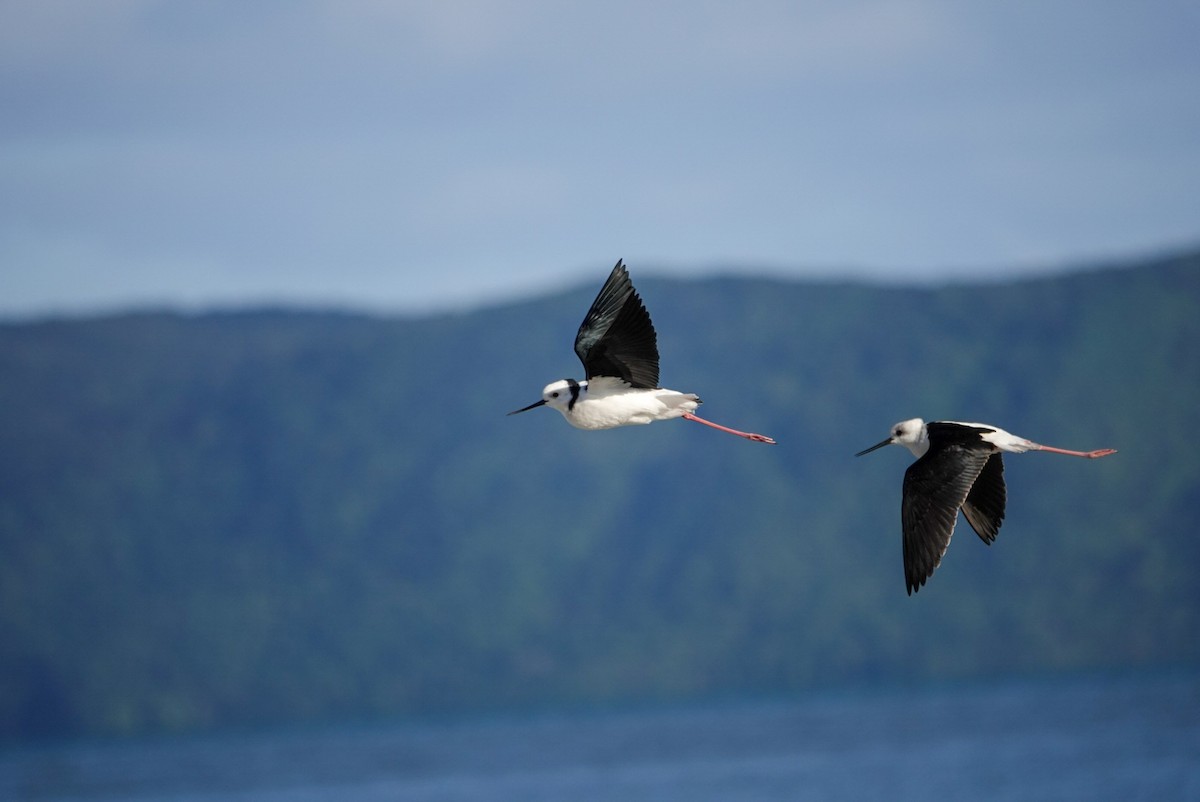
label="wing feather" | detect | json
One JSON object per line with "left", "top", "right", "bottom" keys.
{"left": 901, "top": 445, "right": 992, "bottom": 594}
{"left": 573, "top": 260, "right": 660, "bottom": 388}
{"left": 961, "top": 453, "right": 1006, "bottom": 545}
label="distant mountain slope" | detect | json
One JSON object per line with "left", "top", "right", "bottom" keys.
{"left": 1, "top": 250, "right": 1197, "bottom": 741}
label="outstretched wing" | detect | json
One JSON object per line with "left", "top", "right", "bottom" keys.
{"left": 573, "top": 259, "right": 660, "bottom": 389}
{"left": 901, "top": 444, "right": 992, "bottom": 594}
{"left": 961, "top": 453, "right": 1006, "bottom": 545}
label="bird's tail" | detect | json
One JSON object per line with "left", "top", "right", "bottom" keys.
{"left": 661, "top": 391, "right": 701, "bottom": 413}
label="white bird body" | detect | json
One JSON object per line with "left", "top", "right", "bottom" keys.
{"left": 889, "top": 418, "right": 1040, "bottom": 459}
{"left": 540, "top": 377, "right": 700, "bottom": 430}
{"left": 510, "top": 260, "right": 774, "bottom": 444}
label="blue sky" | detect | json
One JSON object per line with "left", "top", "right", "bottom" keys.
{"left": 2, "top": 1, "right": 1198, "bottom": 317}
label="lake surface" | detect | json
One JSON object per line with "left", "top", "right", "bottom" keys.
{"left": 3, "top": 673, "right": 1197, "bottom": 801}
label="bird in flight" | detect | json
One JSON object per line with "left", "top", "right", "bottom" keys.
{"left": 856, "top": 418, "right": 1115, "bottom": 594}
{"left": 509, "top": 259, "right": 775, "bottom": 444}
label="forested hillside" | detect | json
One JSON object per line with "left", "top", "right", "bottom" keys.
{"left": 1, "top": 250, "right": 1197, "bottom": 741}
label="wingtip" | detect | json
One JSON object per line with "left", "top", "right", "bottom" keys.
{"left": 906, "top": 573, "right": 929, "bottom": 596}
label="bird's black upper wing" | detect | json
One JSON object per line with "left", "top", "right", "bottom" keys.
{"left": 961, "top": 452, "right": 1006, "bottom": 545}
{"left": 901, "top": 444, "right": 993, "bottom": 594}
{"left": 573, "top": 260, "right": 660, "bottom": 389}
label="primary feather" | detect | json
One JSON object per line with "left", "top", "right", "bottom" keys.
{"left": 573, "top": 260, "right": 660, "bottom": 389}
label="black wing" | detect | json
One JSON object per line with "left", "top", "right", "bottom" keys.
{"left": 901, "top": 444, "right": 992, "bottom": 595}
{"left": 573, "top": 260, "right": 660, "bottom": 389}
{"left": 961, "top": 453, "right": 1006, "bottom": 545}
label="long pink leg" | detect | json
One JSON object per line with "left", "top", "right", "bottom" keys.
{"left": 1031, "top": 443, "right": 1117, "bottom": 459}
{"left": 682, "top": 412, "right": 776, "bottom": 444}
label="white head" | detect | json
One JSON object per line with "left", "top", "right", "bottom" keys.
{"left": 855, "top": 417, "right": 930, "bottom": 459}
{"left": 507, "top": 378, "right": 586, "bottom": 418}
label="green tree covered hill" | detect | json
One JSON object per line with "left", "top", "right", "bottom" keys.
{"left": 1, "top": 250, "right": 1197, "bottom": 741}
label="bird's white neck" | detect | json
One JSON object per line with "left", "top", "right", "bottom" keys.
{"left": 571, "top": 379, "right": 589, "bottom": 405}
{"left": 904, "top": 427, "right": 931, "bottom": 459}
{"left": 563, "top": 378, "right": 588, "bottom": 411}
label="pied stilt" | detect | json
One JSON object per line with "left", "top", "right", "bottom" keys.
{"left": 856, "top": 418, "right": 1115, "bottom": 594}
{"left": 509, "top": 259, "right": 775, "bottom": 444}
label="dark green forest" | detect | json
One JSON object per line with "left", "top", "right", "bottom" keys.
{"left": 1, "top": 250, "right": 1198, "bottom": 742}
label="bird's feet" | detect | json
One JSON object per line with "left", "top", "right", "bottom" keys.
{"left": 1033, "top": 444, "right": 1118, "bottom": 459}
{"left": 681, "top": 413, "right": 776, "bottom": 444}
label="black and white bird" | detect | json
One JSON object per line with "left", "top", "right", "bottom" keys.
{"left": 856, "top": 418, "right": 1116, "bottom": 595}
{"left": 509, "top": 260, "right": 775, "bottom": 444}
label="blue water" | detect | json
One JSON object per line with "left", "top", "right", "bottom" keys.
{"left": 3, "top": 673, "right": 1198, "bottom": 801}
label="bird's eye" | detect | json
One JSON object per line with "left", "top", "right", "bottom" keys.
{"left": 550, "top": 392, "right": 559, "bottom": 398}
